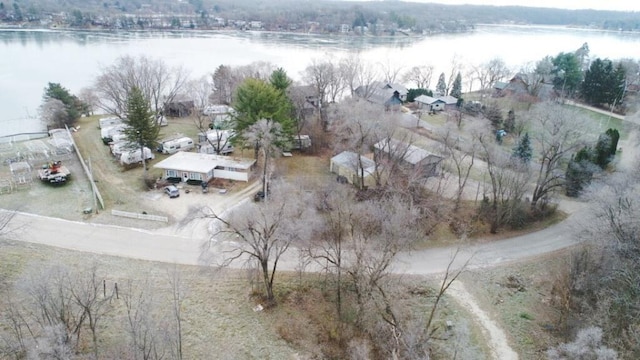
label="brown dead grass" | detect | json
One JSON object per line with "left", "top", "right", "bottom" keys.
{"left": 0, "top": 239, "right": 299, "bottom": 359}
{"left": 460, "top": 250, "right": 572, "bottom": 359}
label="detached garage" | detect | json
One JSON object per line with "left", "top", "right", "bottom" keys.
{"left": 153, "top": 152, "right": 256, "bottom": 183}
{"left": 330, "top": 151, "right": 377, "bottom": 188}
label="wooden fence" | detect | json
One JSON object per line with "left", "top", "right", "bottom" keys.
{"left": 111, "top": 209, "right": 168, "bottom": 223}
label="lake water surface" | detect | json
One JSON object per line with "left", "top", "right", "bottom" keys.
{"left": 1, "top": 25, "right": 639, "bottom": 137}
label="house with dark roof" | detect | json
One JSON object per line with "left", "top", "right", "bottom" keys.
{"left": 494, "top": 74, "right": 558, "bottom": 101}
{"left": 354, "top": 81, "right": 408, "bottom": 110}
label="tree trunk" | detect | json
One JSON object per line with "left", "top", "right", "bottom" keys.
{"left": 261, "top": 259, "right": 274, "bottom": 304}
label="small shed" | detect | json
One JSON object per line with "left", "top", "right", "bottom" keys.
{"left": 330, "top": 151, "right": 376, "bottom": 188}
{"left": 153, "top": 151, "right": 256, "bottom": 183}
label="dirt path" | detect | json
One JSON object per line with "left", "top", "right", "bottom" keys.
{"left": 447, "top": 280, "right": 519, "bottom": 360}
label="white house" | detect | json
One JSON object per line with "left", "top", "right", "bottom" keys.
{"left": 414, "top": 94, "right": 458, "bottom": 112}
{"left": 153, "top": 151, "right": 256, "bottom": 183}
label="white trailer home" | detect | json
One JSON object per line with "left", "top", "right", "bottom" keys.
{"left": 120, "top": 147, "right": 155, "bottom": 165}
{"left": 158, "top": 137, "right": 195, "bottom": 155}
{"left": 198, "top": 129, "right": 235, "bottom": 155}
{"left": 110, "top": 141, "right": 136, "bottom": 158}
{"left": 98, "top": 117, "right": 122, "bottom": 129}
{"left": 100, "top": 124, "right": 127, "bottom": 142}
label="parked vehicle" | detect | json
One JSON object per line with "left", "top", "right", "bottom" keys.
{"left": 253, "top": 189, "right": 270, "bottom": 202}
{"left": 164, "top": 185, "right": 180, "bottom": 198}
{"left": 38, "top": 160, "right": 70, "bottom": 184}
{"left": 157, "top": 137, "right": 195, "bottom": 154}
{"left": 120, "top": 147, "right": 155, "bottom": 165}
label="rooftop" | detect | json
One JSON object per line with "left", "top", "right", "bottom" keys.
{"left": 153, "top": 152, "right": 255, "bottom": 173}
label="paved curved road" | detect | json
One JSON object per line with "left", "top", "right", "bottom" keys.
{"left": 3, "top": 197, "right": 587, "bottom": 276}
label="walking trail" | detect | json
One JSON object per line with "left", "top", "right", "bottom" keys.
{"left": 447, "top": 280, "right": 519, "bottom": 360}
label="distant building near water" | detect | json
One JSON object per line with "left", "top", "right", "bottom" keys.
{"left": 354, "top": 81, "right": 408, "bottom": 110}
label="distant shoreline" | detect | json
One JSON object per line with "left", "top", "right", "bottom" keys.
{"left": 0, "top": 23, "right": 472, "bottom": 38}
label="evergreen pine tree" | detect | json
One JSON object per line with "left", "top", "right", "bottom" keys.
{"left": 123, "top": 86, "right": 160, "bottom": 175}
{"left": 436, "top": 73, "right": 447, "bottom": 96}
{"left": 565, "top": 146, "right": 596, "bottom": 197}
{"left": 512, "top": 132, "right": 532, "bottom": 163}
{"left": 450, "top": 73, "right": 462, "bottom": 98}
{"left": 605, "top": 128, "right": 620, "bottom": 156}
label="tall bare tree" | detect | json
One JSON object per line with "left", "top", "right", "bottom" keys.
{"left": 122, "top": 278, "right": 168, "bottom": 360}
{"left": 378, "top": 57, "right": 403, "bottom": 84}
{"left": 244, "top": 119, "right": 283, "bottom": 196}
{"left": 67, "top": 264, "right": 112, "bottom": 358}
{"left": 344, "top": 196, "right": 420, "bottom": 330}
{"left": 200, "top": 182, "right": 317, "bottom": 305}
{"left": 438, "top": 124, "right": 480, "bottom": 211}
{"left": 529, "top": 103, "right": 588, "bottom": 208}
{"left": 339, "top": 55, "right": 380, "bottom": 98}
{"left": 93, "top": 55, "right": 188, "bottom": 118}
{"left": 307, "top": 186, "right": 356, "bottom": 319}
{"left": 330, "top": 98, "right": 395, "bottom": 188}
{"left": 402, "top": 65, "right": 434, "bottom": 89}
{"left": 446, "top": 55, "right": 464, "bottom": 96}
{"left": 471, "top": 57, "right": 512, "bottom": 93}
{"left": 479, "top": 134, "right": 530, "bottom": 233}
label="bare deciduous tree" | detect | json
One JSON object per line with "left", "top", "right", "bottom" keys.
{"left": 244, "top": 119, "right": 283, "bottom": 196}
{"left": 38, "top": 98, "right": 67, "bottom": 129}
{"left": 67, "top": 264, "right": 112, "bottom": 358}
{"left": 200, "top": 182, "right": 317, "bottom": 305}
{"left": 168, "top": 266, "right": 186, "bottom": 360}
{"left": 330, "top": 98, "right": 396, "bottom": 188}
{"left": 339, "top": 55, "right": 380, "bottom": 98}
{"left": 438, "top": 124, "right": 480, "bottom": 211}
{"left": 307, "top": 186, "right": 356, "bottom": 318}
{"left": 547, "top": 326, "right": 618, "bottom": 360}
{"left": 471, "top": 57, "right": 512, "bottom": 93}
{"left": 563, "top": 158, "right": 640, "bottom": 356}
{"left": 402, "top": 65, "right": 434, "bottom": 89}
{"left": 529, "top": 103, "right": 588, "bottom": 208}
{"left": 93, "top": 55, "right": 189, "bottom": 118}
{"left": 344, "top": 196, "right": 421, "bottom": 329}
{"left": 122, "top": 278, "right": 168, "bottom": 360}
{"left": 378, "top": 57, "right": 404, "bottom": 85}
{"left": 480, "top": 134, "right": 531, "bottom": 233}
{"left": 446, "top": 55, "right": 464, "bottom": 96}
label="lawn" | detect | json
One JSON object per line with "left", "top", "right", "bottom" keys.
{"left": 565, "top": 105, "right": 628, "bottom": 139}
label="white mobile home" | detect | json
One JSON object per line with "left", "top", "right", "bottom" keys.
{"left": 98, "top": 117, "right": 122, "bottom": 129}
{"left": 198, "top": 130, "right": 235, "bottom": 155}
{"left": 110, "top": 141, "right": 136, "bottom": 158}
{"left": 158, "top": 137, "right": 194, "bottom": 154}
{"left": 199, "top": 142, "right": 234, "bottom": 155}
{"left": 120, "top": 147, "right": 155, "bottom": 165}
{"left": 100, "top": 124, "right": 126, "bottom": 140}
{"left": 153, "top": 152, "right": 256, "bottom": 183}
